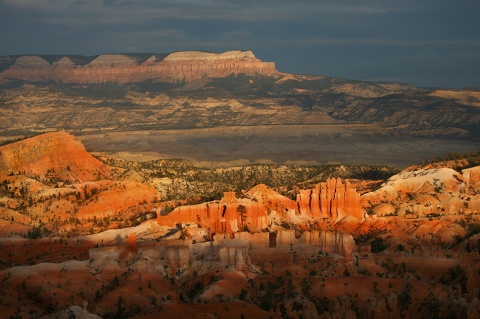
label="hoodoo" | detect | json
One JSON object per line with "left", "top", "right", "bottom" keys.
{"left": 296, "top": 178, "right": 363, "bottom": 220}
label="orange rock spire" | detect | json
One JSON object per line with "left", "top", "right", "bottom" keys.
{"left": 296, "top": 178, "right": 362, "bottom": 220}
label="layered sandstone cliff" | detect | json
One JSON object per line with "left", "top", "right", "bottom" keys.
{"left": 275, "top": 229, "right": 356, "bottom": 260}
{"left": 157, "top": 191, "right": 269, "bottom": 238}
{"left": 0, "top": 131, "right": 112, "bottom": 182}
{"left": 296, "top": 178, "right": 363, "bottom": 220}
{"left": 0, "top": 50, "right": 279, "bottom": 84}
{"left": 157, "top": 183, "right": 363, "bottom": 242}
{"left": 218, "top": 246, "right": 250, "bottom": 271}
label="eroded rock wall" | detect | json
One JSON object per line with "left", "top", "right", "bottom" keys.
{"left": 157, "top": 192, "right": 269, "bottom": 238}
{"left": 218, "top": 246, "right": 250, "bottom": 271}
{"left": 275, "top": 229, "right": 356, "bottom": 260}
{"left": 296, "top": 178, "right": 362, "bottom": 220}
{"left": 165, "top": 245, "right": 191, "bottom": 268}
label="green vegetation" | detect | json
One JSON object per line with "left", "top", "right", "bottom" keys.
{"left": 440, "top": 265, "right": 467, "bottom": 293}
{"left": 421, "top": 150, "right": 480, "bottom": 170}
{"left": 398, "top": 283, "right": 412, "bottom": 312}
{"left": 370, "top": 237, "right": 389, "bottom": 253}
{"left": 25, "top": 226, "right": 51, "bottom": 239}
{"left": 456, "top": 218, "right": 480, "bottom": 240}
{"left": 101, "top": 157, "right": 397, "bottom": 201}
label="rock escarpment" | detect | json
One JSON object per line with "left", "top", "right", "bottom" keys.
{"left": 0, "top": 131, "right": 112, "bottom": 182}
{"left": 275, "top": 229, "right": 356, "bottom": 260}
{"left": 156, "top": 185, "right": 360, "bottom": 259}
{"left": 301, "top": 230, "right": 356, "bottom": 261}
{"left": 297, "top": 178, "right": 363, "bottom": 220}
{"left": 0, "top": 50, "right": 278, "bottom": 84}
{"left": 157, "top": 192, "right": 269, "bottom": 238}
{"left": 218, "top": 246, "right": 250, "bottom": 271}
{"left": 247, "top": 181, "right": 363, "bottom": 222}
{"left": 165, "top": 245, "right": 191, "bottom": 268}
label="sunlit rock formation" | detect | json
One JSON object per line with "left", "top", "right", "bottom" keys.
{"left": 297, "top": 178, "right": 363, "bottom": 220}
{"left": 362, "top": 166, "right": 480, "bottom": 218}
{"left": 0, "top": 50, "right": 279, "bottom": 84}
{"left": 157, "top": 192, "right": 269, "bottom": 238}
{"left": 0, "top": 131, "right": 112, "bottom": 182}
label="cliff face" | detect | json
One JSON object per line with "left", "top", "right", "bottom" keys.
{"left": 156, "top": 185, "right": 359, "bottom": 260}
{"left": 275, "top": 229, "right": 356, "bottom": 260}
{"left": 157, "top": 183, "right": 364, "bottom": 241}
{"left": 218, "top": 246, "right": 250, "bottom": 271}
{"left": 0, "top": 131, "right": 112, "bottom": 182}
{"left": 165, "top": 245, "right": 191, "bottom": 268}
{"left": 296, "top": 178, "right": 363, "bottom": 221}
{"left": 0, "top": 50, "right": 278, "bottom": 84}
{"left": 157, "top": 191, "right": 269, "bottom": 238}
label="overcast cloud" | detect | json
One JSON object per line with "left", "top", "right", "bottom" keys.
{"left": 1, "top": 0, "right": 479, "bottom": 88}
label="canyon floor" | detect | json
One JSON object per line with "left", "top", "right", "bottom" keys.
{"left": 77, "top": 125, "right": 480, "bottom": 169}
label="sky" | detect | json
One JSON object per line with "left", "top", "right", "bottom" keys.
{"left": 1, "top": 0, "right": 479, "bottom": 88}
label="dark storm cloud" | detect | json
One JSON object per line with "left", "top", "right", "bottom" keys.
{"left": 0, "top": 0, "right": 479, "bottom": 88}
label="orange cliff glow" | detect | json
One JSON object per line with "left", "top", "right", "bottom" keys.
{"left": 0, "top": 131, "right": 112, "bottom": 182}
{"left": 157, "top": 180, "right": 363, "bottom": 239}
{"left": 157, "top": 191, "right": 269, "bottom": 239}
{"left": 296, "top": 178, "right": 363, "bottom": 220}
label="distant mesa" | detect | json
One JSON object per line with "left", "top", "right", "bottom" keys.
{"left": 163, "top": 50, "right": 256, "bottom": 61}
{"left": 0, "top": 50, "right": 279, "bottom": 84}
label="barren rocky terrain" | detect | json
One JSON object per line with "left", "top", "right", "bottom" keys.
{"left": 0, "top": 132, "right": 479, "bottom": 319}
{"left": 0, "top": 51, "right": 479, "bottom": 318}
{"left": 0, "top": 50, "right": 479, "bottom": 168}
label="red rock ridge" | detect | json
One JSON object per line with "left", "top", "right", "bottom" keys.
{"left": 0, "top": 50, "right": 279, "bottom": 84}
{"left": 157, "top": 192, "right": 269, "bottom": 239}
{"left": 296, "top": 178, "right": 363, "bottom": 220}
{"left": 157, "top": 182, "right": 362, "bottom": 242}
{"left": 0, "top": 131, "right": 112, "bottom": 182}
{"left": 246, "top": 184, "right": 297, "bottom": 212}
